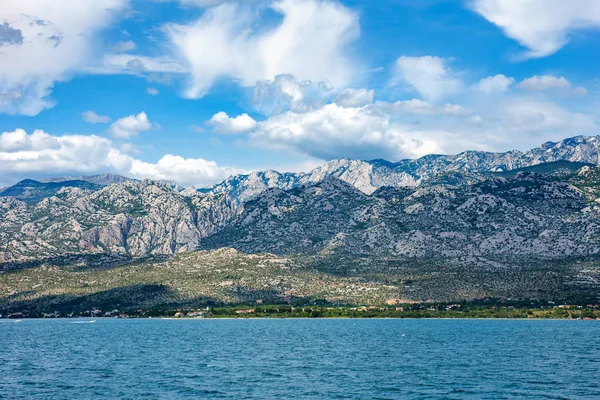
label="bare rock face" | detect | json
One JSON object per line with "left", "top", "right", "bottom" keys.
{"left": 0, "top": 180, "right": 237, "bottom": 260}
{"left": 203, "top": 135, "right": 600, "bottom": 205}
{"left": 3, "top": 135, "right": 600, "bottom": 268}
{"left": 201, "top": 167, "right": 600, "bottom": 270}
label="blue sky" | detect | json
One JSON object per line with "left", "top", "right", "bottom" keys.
{"left": 1, "top": 0, "right": 599, "bottom": 187}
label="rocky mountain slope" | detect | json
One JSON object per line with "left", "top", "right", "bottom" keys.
{"left": 2, "top": 136, "right": 600, "bottom": 305}
{"left": 3, "top": 165, "right": 600, "bottom": 307}
{"left": 44, "top": 173, "right": 135, "bottom": 186}
{"left": 2, "top": 136, "right": 600, "bottom": 264}
{"left": 0, "top": 180, "right": 237, "bottom": 262}
{"left": 0, "top": 179, "right": 102, "bottom": 204}
{"left": 4, "top": 135, "right": 600, "bottom": 207}
{"left": 2, "top": 161, "right": 600, "bottom": 268}
{"left": 202, "top": 169, "right": 600, "bottom": 263}
{"left": 205, "top": 135, "right": 600, "bottom": 204}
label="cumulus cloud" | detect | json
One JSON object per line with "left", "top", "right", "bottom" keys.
{"left": 165, "top": 0, "right": 359, "bottom": 98}
{"left": 127, "top": 59, "right": 147, "bottom": 71}
{"left": 495, "top": 99, "right": 596, "bottom": 134}
{"left": 189, "top": 125, "right": 205, "bottom": 133}
{"left": 253, "top": 74, "right": 332, "bottom": 115}
{"left": 0, "top": 129, "right": 60, "bottom": 152}
{"left": 1, "top": 93, "right": 597, "bottom": 187}
{"left": 571, "top": 87, "right": 589, "bottom": 97}
{"left": 476, "top": 74, "right": 515, "bottom": 93}
{"left": 146, "top": 87, "right": 159, "bottom": 96}
{"left": 244, "top": 93, "right": 597, "bottom": 161}
{"left": 130, "top": 154, "right": 241, "bottom": 186}
{"left": 471, "top": 0, "right": 600, "bottom": 58}
{"left": 518, "top": 75, "right": 571, "bottom": 91}
{"left": 0, "top": 0, "right": 128, "bottom": 116}
{"left": 252, "top": 75, "right": 372, "bottom": 116}
{"left": 206, "top": 112, "right": 257, "bottom": 134}
{"left": 239, "top": 72, "right": 596, "bottom": 161}
{"left": 94, "top": 54, "right": 186, "bottom": 75}
{"left": 178, "top": 0, "right": 257, "bottom": 6}
{"left": 152, "top": 0, "right": 258, "bottom": 7}
{"left": 82, "top": 110, "right": 111, "bottom": 124}
{"left": 111, "top": 40, "right": 136, "bottom": 52}
{"left": 0, "top": 130, "right": 131, "bottom": 179}
{"left": 383, "top": 99, "right": 470, "bottom": 115}
{"left": 335, "top": 88, "right": 374, "bottom": 107}
{"left": 394, "top": 56, "right": 463, "bottom": 102}
{"left": 0, "top": 128, "right": 240, "bottom": 187}
{"left": 108, "top": 112, "right": 153, "bottom": 138}
{"left": 0, "top": 22, "right": 23, "bottom": 45}
{"left": 516, "top": 75, "right": 588, "bottom": 96}
{"left": 147, "top": 73, "right": 174, "bottom": 86}
{"left": 249, "top": 103, "right": 445, "bottom": 161}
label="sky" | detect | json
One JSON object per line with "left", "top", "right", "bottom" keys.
{"left": 1, "top": 0, "right": 600, "bottom": 188}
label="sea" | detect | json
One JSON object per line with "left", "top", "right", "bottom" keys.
{"left": 1, "top": 318, "right": 599, "bottom": 399}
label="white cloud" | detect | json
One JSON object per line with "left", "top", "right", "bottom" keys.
{"left": 108, "top": 112, "right": 153, "bottom": 139}
{"left": 471, "top": 0, "right": 600, "bottom": 58}
{"left": 146, "top": 87, "right": 160, "bottom": 96}
{"left": 476, "top": 74, "right": 515, "bottom": 93}
{"left": 111, "top": 40, "right": 136, "bottom": 52}
{"left": 0, "top": 130, "right": 131, "bottom": 179}
{"left": 249, "top": 103, "right": 445, "bottom": 161}
{"left": 253, "top": 74, "right": 332, "bottom": 115}
{"left": 245, "top": 93, "right": 597, "bottom": 160}
{"left": 189, "top": 125, "right": 206, "bottom": 133}
{"left": 178, "top": 0, "right": 257, "bottom": 6}
{"left": 495, "top": 99, "right": 596, "bottom": 135}
{"left": 0, "top": 0, "right": 128, "bottom": 116}
{"left": 147, "top": 73, "right": 174, "bottom": 86}
{"left": 130, "top": 155, "right": 241, "bottom": 186}
{"left": 152, "top": 0, "right": 258, "bottom": 7}
{"left": 1, "top": 89, "right": 597, "bottom": 187}
{"left": 572, "top": 87, "right": 589, "bottom": 97}
{"left": 516, "top": 75, "right": 588, "bottom": 96}
{"left": 0, "top": 22, "right": 23, "bottom": 45}
{"left": 82, "top": 110, "right": 111, "bottom": 124}
{"left": 206, "top": 112, "right": 257, "bottom": 134}
{"left": 0, "top": 129, "right": 60, "bottom": 152}
{"left": 384, "top": 99, "right": 470, "bottom": 115}
{"left": 394, "top": 56, "right": 463, "bottom": 102}
{"left": 93, "top": 54, "right": 186, "bottom": 75}
{"left": 269, "top": 158, "right": 325, "bottom": 174}
{"left": 335, "top": 88, "right": 374, "bottom": 107}
{"left": 517, "top": 75, "right": 571, "bottom": 91}
{"left": 165, "top": 0, "right": 359, "bottom": 99}
{"left": 0, "top": 128, "right": 240, "bottom": 188}
{"left": 252, "top": 73, "right": 464, "bottom": 118}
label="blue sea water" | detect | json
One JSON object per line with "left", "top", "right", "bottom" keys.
{"left": 1, "top": 319, "right": 599, "bottom": 399}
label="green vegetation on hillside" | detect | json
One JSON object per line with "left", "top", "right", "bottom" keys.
{"left": 2, "top": 248, "right": 599, "bottom": 317}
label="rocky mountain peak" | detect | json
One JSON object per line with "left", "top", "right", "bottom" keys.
{"left": 198, "top": 135, "right": 600, "bottom": 205}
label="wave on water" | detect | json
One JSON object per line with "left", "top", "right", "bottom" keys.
{"left": 70, "top": 320, "right": 96, "bottom": 324}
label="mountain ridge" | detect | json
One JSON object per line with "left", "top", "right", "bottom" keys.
{"left": 2, "top": 159, "right": 600, "bottom": 263}
{"left": 204, "top": 135, "right": 600, "bottom": 204}
{"left": 3, "top": 163, "right": 600, "bottom": 305}
{"left": 3, "top": 135, "right": 600, "bottom": 207}
{"left": 2, "top": 157, "right": 600, "bottom": 306}
{"left": 1, "top": 135, "right": 600, "bottom": 262}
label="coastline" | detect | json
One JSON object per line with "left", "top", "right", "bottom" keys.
{"left": 3, "top": 315, "right": 599, "bottom": 321}
{"left": 4, "top": 300, "right": 599, "bottom": 320}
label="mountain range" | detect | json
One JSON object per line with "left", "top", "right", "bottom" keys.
{"left": 201, "top": 135, "right": 600, "bottom": 203}
{"left": 2, "top": 135, "right": 600, "bottom": 309}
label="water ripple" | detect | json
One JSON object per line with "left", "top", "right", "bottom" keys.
{"left": 0, "top": 319, "right": 599, "bottom": 399}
